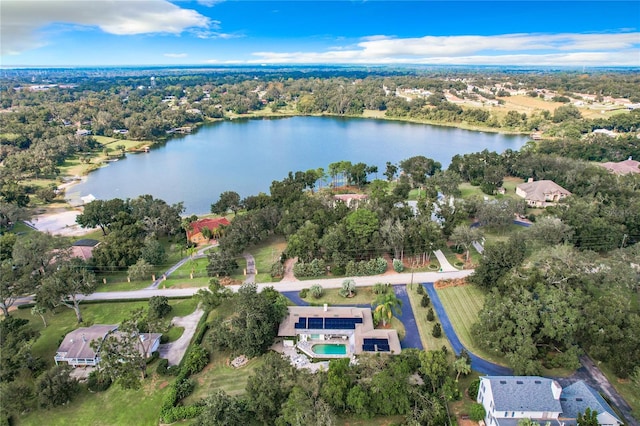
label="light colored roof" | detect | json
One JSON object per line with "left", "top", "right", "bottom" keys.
{"left": 278, "top": 306, "right": 401, "bottom": 354}
{"left": 483, "top": 376, "right": 563, "bottom": 413}
{"left": 560, "top": 381, "right": 622, "bottom": 424}
{"left": 598, "top": 159, "right": 640, "bottom": 175}
{"left": 516, "top": 180, "right": 571, "bottom": 202}
{"left": 334, "top": 194, "right": 368, "bottom": 202}
{"left": 56, "top": 325, "right": 118, "bottom": 360}
{"left": 70, "top": 245, "right": 95, "bottom": 260}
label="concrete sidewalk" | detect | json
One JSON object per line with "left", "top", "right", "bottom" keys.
{"left": 433, "top": 249, "right": 459, "bottom": 272}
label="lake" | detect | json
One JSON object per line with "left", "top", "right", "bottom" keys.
{"left": 69, "top": 116, "right": 529, "bottom": 215}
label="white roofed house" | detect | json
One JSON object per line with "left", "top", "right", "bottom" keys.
{"left": 516, "top": 179, "right": 571, "bottom": 208}
{"left": 54, "top": 325, "right": 161, "bottom": 367}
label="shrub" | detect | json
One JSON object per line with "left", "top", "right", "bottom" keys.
{"left": 309, "top": 284, "right": 324, "bottom": 299}
{"left": 299, "top": 288, "right": 309, "bottom": 298}
{"left": 432, "top": 323, "right": 442, "bottom": 338}
{"left": 392, "top": 259, "right": 404, "bottom": 272}
{"left": 270, "top": 261, "right": 284, "bottom": 278}
{"left": 416, "top": 284, "right": 424, "bottom": 294}
{"left": 87, "top": 370, "right": 112, "bottom": 392}
{"left": 421, "top": 294, "right": 430, "bottom": 308}
{"left": 467, "top": 378, "right": 480, "bottom": 400}
{"left": 469, "top": 403, "right": 486, "bottom": 421}
{"left": 426, "top": 308, "right": 435, "bottom": 321}
{"left": 372, "top": 282, "right": 389, "bottom": 294}
{"left": 339, "top": 279, "right": 356, "bottom": 298}
{"left": 156, "top": 358, "right": 170, "bottom": 375}
{"left": 184, "top": 345, "right": 209, "bottom": 375}
{"left": 293, "top": 259, "right": 327, "bottom": 278}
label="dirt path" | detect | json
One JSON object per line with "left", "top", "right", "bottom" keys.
{"left": 282, "top": 257, "right": 298, "bottom": 281}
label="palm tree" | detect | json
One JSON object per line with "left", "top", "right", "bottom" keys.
{"left": 373, "top": 292, "right": 402, "bottom": 327}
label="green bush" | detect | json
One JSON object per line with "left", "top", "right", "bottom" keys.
{"left": 469, "top": 403, "right": 486, "bottom": 421}
{"left": 421, "top": 294, "right": 430, "bottom": 308}
{"left": 372, "top": 282, "right": 389, "bottom": 294}
{"left": 392, "top": 259, "right": 404, "bottom": 272}
{"left": 345, "top": 257, "right": 387, "bottom": 276}
{"left": 299, "top": 288, "right": 309, "bottom": 298}
{"left": 293, "top": 258, "right": 327, "bottom": 278}
{"left": 156, "top": 358, "right": 169, "bottom": 376}
{"left": 416, "top": 284, "right": 424, "bottom": 294}
{"left": 148, "top": 296, "right": 172, "bottom": 319}
{"left": 432, "top": 323, "right": 442, "bottom": 338}
{"left": 161, "top": 405, "right": 204, "bottom": 424}
{"left": 183, "top": 345, "right": 209, "bottom": 375}
{"left": 467, "top": 378, "right": 480, "bottom": 400}
{"left": 426, "top": 308, "right": 435, "bottom": 321}
{"left": 87, "top": 370, "right": 112, "bottom": 392}
{"left": 309, "top": 284, "right": 324, "bottom": 299}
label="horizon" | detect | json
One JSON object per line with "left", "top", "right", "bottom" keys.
{"left": 1, "top": 0, "right": 639, "bottom": 68}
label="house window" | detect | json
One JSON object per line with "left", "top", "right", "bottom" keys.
{"left": 505, "top": 412, "right": 508, "bottom": 417}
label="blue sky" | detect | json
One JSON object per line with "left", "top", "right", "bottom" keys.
{"left": 1, "top": 0, "right": 639, "bottom": 67}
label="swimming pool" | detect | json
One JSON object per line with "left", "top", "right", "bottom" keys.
{"left": 312, "top": 343, "right": 347, "bottom": 356}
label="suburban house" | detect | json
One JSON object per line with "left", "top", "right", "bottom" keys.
{"left": 477, "top": 376, "right": 622, "bottom": 426}
{"left": 54, "top": 325, "right": 161, "bottom": 367}
{"left": 278, "top": 305, "right": 401, "bottom": 359}
{"left": 333, "top": 193, "right": 369, "bottom": 209}
{"left": 598, "top": 158, "right": 640, "bottom": 175}
{"left": 516, "top": 179, "right": 571, "bottom": 207}
{"left": 186, "top": 217, "right": 230, "bottom": 245}
{"left": 70, "top": 238, "right": 100, "bottom": 261}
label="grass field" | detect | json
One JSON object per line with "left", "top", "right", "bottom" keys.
{"left": 406, "top": 284, "right": 452, "bottom": 352}
{"left": 436, "top": 284, "right": 507, "bottom": 365}
{"left": 16, "top": 371, "right": 172, "bottom": 426}
{"left": 596, "top": 360, "right": 640, "bottom": 422}
{"left": 299, "top": 285, "right": 379, "bottom": 306}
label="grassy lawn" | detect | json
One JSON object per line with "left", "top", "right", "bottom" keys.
{"left": 436, "top": 284, "right": 508, "bottom": 366}
{"left": 300, "top": 286, "right": 379, "bottom": 306}
{"left": 248, "top": 235, "right": 287, "bottom": 282}
{"left": 405, "top": 284, "right": 452, "bottom": 352}
{"left": 595, "top": 360, "right": 640, "bottom": 421}
{"left": 12, "top": 298, "right": 197, "bottom": 366}
{"left": 183, "top": 349, "right": 266, "bottom": 402}
{"left": 16, "top": 371, "right": 172, "bottom": 426}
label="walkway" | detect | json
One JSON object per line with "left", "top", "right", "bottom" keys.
{"left": 433, "top": 249, "right": 458, "bottom": 272}
{"left": 423, "top": 282, "right": 512, "bottom": 375}
{"left": 147, "top": 244, "right": 213, "bottom": 289}
{"left": 157, "top": 306, "right": 205, "bottom": 366}
{"left": 242, "top": 252, "right": 256, "bottom": 284}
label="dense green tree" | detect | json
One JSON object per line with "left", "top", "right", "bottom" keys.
{"left": 194, "top": 390, "right": 251, "bottom": 426}
{"left": 211, "top": 191, "right": 241, "bottom": 216}
{"left": 36, "top": 365, "right": 79, "bottom": 408}
{"left": 76, "top": 198, "right": 128, "bottom": 235}
{"left": 206, "top": 251, "right": 238, "bottom": 277}
{"left": 0, "top": 317, "right": 40, "bottom": 382}
{"left": 245, "top": 352, "right": 297, "bottom": 424}
{"left": 37, "top": 258, "right": 97, "bottom": 323}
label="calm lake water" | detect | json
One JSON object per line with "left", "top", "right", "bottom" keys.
{"left": 69, "top": 116, "right": 529, "bottom": 215}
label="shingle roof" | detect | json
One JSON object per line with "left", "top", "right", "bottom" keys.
{"left": 560, "top": 380, "right": 622, "bottom": 424}
{"left": 56, "top": 325, "right": 118, "bottom": 360}
{"left": 516, "top": 180, "right": 571, "bottom": 202}
{"left": 484, "top": 376, "right": 563, "bottom": 413}
{"left": 186, "top": 217, "right": 230, "bottom": 239}
{"left": 599, "top": 159, "right": 640, "bottom": 175}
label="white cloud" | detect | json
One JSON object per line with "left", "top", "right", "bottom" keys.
{"left": 164, "top": 53, "right": 188, "bottom": 58}
{"left": 248, "top": 32, "right": 640, "bottom": 66}
{"left": 1, "top": 0, "right": 211, "bottom": 55}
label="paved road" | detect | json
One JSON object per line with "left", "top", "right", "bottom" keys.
{"left": 433, "top": 249, "right": 458, "bottom": 272}
{"left": 157, "top": 307, "right": 205, "bottom": 366}
{"left": 147, "top": 244, "right": 213, "bottom": 289}
{"left": 423, "top": 282, "right": 512, "bottom": 376}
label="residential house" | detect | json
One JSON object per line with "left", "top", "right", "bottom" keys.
{"left": 477, "top": 376, "right": 622, "bottom": 426}
{"left": 559, "top": 381, "right": 622, "bottom": 426}
{"left": 477, "top": 376, "right": 563, "bottom": 426}
{"left": 54, "top": 325, "right": 161, "bottom": 367}
{"left": 516, "top": 179, "right": 571, "bottom": 207}
{"left": 333, "top": 193, "right": 368, "bottom": 209}
{"left": 278, "top": 305, "right": 401, "bottom": 358}
{"left": 55, "top": 325, "right": 118, "bottom": 367}
{"left": 186, "top": 217, "right": 230, "bottom": 245}
{"left": 70, "top": 238, "right": 100, "bottom": 261}
{"left": 598, "top": 158, "right": 640, "bottom": 175}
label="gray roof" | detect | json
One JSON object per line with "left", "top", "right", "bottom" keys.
{"left": 56, "top": 325, "right": 118, "bottom": 360}
{"left": 517, "top": 180, "right": 571, "bottom": 202}
{"left": 484, "top": 376, "right": 563, "bottom": 413}
{"left": 560, "top": 381, "right": 622, "bottom": 424}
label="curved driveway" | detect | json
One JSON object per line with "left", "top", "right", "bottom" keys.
{"left": 423, "top": 282, "right": 512, "bottom": 375}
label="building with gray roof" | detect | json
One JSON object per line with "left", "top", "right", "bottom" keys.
{"left": 559, "top": 381, "right": 622, "bottom": 426}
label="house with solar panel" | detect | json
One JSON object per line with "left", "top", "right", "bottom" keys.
{"left": 277, "top": 305, "right": 401, "bottom": 359}
{"left": 477, "top": 376, "right": 622, "bottom": 426}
